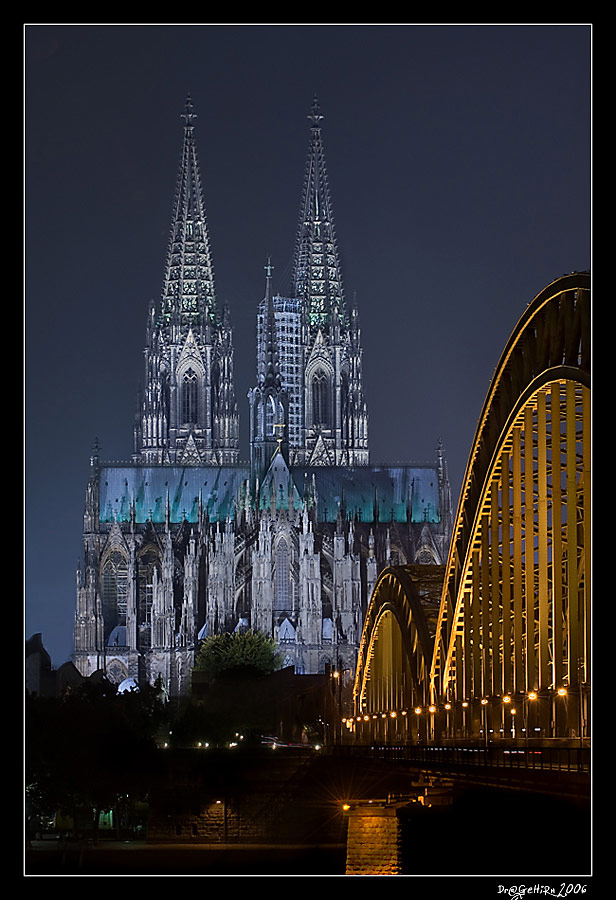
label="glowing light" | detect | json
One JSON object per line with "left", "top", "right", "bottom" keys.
{"left": 503, "top": 695, "right": 511, "bottom": 704}
{"left": 428, "top": 705, "right": 436, "bottom": 714}
{"left": 481, "top": 698, "right": 488, "bottom": 706}
{"left": 462, "top": 701, "right": 469, "bottom": 708}
{"left": 342, "top": 803, "right": 350, "bottom": 811}
{"left": 415, "top": 707, "right": 422, "bottom": 715}
{"left": 557, "top": 687, "right": 567, "bottom": 697}
{"left": 444, "top": 703, "right": 451, "bottom": 711}
{"left": 528, "top": 692, "right": 538, "bottom": 701}
{"left": 390, "top": 711, "right": 397, "bottom": 718}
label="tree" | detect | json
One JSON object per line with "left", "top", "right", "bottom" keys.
{"left": 193, "top": 630, "right": 281, "bottom": 683}
{"left": 26, "top": 677, "right": 167, "bottom": 838}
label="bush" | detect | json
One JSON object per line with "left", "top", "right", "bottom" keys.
{"left": 193, "top": 630, "right": 281, "bottom": 683}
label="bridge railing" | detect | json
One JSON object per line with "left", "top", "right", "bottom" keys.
{"left": 331, "top": 743, "right": 590, "bottom": 775}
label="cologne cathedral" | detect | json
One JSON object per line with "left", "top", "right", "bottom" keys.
{"left": 73, "top": 99, "right": 453, "bottom": 695}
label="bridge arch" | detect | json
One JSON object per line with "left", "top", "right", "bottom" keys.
{"left": 352, "top": 273, "right": 590, "bottom": 744}
{"left": 351, "top": 566, "right": 434, "bottom": 743}
{"left": 430, "top": 273, "right": 590, "bottom": 741}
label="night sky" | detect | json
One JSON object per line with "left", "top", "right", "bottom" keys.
{"left": 25, "top": 24, "right": 591, "bottom": 668}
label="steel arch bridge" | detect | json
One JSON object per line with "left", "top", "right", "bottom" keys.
{"left": 351, "top": 273, "right": 590, "bottom": 745}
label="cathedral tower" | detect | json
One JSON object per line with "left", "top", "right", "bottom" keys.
{"left": 291, "top": 98, "right": 369, "bottom": 466}
{"left": 133, "top": 97, "right": 239, "bottom": 466}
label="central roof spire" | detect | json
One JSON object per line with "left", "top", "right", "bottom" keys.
{"left": 261, "top": 256, "right": 281, "bottom": 390}
{"left": 291, "top": 96, "right": 345, "bottom": 330}
{"left": 159, "top": 95, "right": 217, "bottom": 328}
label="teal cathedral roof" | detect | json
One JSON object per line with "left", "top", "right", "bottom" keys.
{"left": 98, "top": 461, "right": 442, "bottom": 527}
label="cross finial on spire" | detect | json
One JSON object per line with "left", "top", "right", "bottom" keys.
{"left": 265, "top": 256, "right": 274, "bottom": 279}
{"left": 182, "top": 95, "right": 197, "bottom": 127}
{"left": 308, "top": 95, "right": 323, "bottom": 128}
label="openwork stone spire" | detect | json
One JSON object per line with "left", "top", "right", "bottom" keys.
{"left": 260, "top": 258, "right": 282, "bottom": 391}
{"left": 160, "top": 96, "right": 217, "bottom": 327}
{"left": 291, "top": 97, "right": 345, "bottom": 330}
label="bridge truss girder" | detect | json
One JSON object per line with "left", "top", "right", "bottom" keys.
{"left": 352, "top": 274, "right": 590, "bottom": 744}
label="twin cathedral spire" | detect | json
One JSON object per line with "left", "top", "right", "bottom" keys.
{"left": 133, "top": 96, "right": 369, "bottom": 472}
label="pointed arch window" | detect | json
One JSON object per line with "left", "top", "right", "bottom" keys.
{"left": 137, "top": 546, "right": 161, "bottom": 649}
{"left": 102, "top": 550, "right": 128, "bottom": 638}
{"left": 312, "top": 369, "right": 331, "bottom": 427}
{"left": 182, "top": 368, "right": 199, "bottom": 424}
{"left": 275, "top": 540, "right": 291, "bottom": 612}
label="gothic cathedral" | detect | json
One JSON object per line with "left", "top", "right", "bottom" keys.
{"left": 73, "top": 99, "right": 452, "bottom": 695}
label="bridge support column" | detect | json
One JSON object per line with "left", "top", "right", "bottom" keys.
{"left": 345, "top": 805, "right": 402, "bottom": 875}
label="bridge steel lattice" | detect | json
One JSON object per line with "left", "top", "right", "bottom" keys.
{"left": 351, "top": 273, "right": 590, "bottom": 745}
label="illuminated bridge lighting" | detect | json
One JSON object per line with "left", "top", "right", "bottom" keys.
{"left": 352, "top": 274, "right": 590, "bottom": 745}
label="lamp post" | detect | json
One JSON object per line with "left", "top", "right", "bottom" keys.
{"left": 502, "top": 695, "right": 511, "bottom": 741}
{"left": 525, "top": 691, "right": 537, "bottom": 747}
{"left": 578, "top": 658, "right": 585, "bottom": 747}
{"left": 444, "top": 702, "right": 453, "bottom": 743}
{"left": 428, "top": 705, "right": 436, "bottom": 745}
{"left": 332, "top": 668, "right": 341, "bottom": 745}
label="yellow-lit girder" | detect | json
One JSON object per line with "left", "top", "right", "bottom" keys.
{"left": 354, "top": 567, "right": 433, "bottom": 716}
{"left": 430, "top": 275, "right": 590, "bottom": 715}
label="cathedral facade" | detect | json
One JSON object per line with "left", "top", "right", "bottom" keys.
{"left": 73, "top": 99, "right": 452, "bottom": 696}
